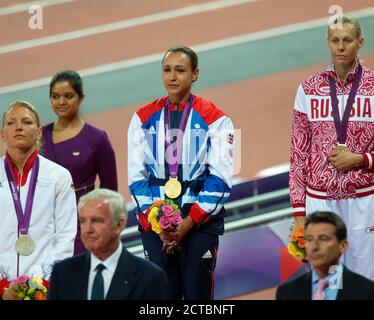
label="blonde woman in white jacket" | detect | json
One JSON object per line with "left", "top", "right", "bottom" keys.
{"left": 0, "top": 101, "right": 77, "bottom": 292}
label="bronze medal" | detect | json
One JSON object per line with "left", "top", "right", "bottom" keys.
{"left": 15, "top": 235, "right": 35, "bottom": 256}
{"left": 164, "top": 177, "right": 182, "bottom": 199}
{"left": 335, "top": 143, "right": 349, "bottom": 153}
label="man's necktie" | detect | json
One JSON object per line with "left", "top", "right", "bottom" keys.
{"left": 312, "top": 278, "right": 329, "bottom": 300}
{"left": 91, "top": 264, "right": 105, "bottom": 300}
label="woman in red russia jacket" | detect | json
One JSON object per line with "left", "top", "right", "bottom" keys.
{"left": 289, "top": 15, "right": 374, "bottom": 281}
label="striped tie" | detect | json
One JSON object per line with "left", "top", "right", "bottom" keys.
{"left": 312, "top": 278, "right": 329, "bottom": 300}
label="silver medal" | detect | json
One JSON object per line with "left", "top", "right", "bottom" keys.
{"left": 15, "top": 235, "right": 35, "bottom": 256}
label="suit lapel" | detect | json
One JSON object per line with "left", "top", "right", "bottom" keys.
{"left": 106, "top": 247, "right": 139, "bottom": 300}
{"left": 74, "top": 254, "right": 90, "bottom": 299}
{"left": 337, "top": 266, "right": 353, "bottom": 300}
{"left": 304, "top": 272, "right": 312, "bottom": 300}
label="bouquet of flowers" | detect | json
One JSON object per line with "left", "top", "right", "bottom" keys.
{"left": 2, "top": 275, "right": 47, "bottom": 300}
{"left": 288, "top": 225, "right": 307, "bottom": 262}
{"left": 147, "top": 199, "right": 183, "bottom": 253}
{"left": 0, "top": 272, "right": 9, "bottom": 298}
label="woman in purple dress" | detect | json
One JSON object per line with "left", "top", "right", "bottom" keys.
{"left": 42, "top": 70, "right": 118, "bottom": 255}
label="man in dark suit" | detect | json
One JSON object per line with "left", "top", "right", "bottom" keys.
{"left": 48, "top": 189, "right": 167, "bottom": 300}
{"left": 276, "top": 211, "right": 374, "bottom": 300}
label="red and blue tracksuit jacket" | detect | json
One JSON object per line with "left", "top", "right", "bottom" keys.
{"left": 127, "top": 95, "right": 234, "bottom": 234}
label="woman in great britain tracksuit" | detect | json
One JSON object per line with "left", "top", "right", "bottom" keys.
{"left": 0, "top": 101, "right": 76, "bottom": 298}
{"left": 127, "top": 46, "right": 235, "bottom": 300}
{"left": 289, "top": 15, "right": 374, "bottom": 281}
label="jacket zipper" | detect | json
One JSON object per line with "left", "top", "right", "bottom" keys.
{"left": 338, "top": 78, "right": 346, "bottom": 199}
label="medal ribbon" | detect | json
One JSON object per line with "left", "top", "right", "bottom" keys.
{"left": 4, "top": 156, "right": 39, "bottom": 235}
{"left": 328, "top": 64, "right": 362, "bottom": 144}
{"left": 164, "top": 95, "right": 194, "bottom": 178}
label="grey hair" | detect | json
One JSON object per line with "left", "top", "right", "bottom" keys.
{"left": 78, "top": 188, "right": 127, "bottom": 227}
{"left": 328, "top": 14, "right": 364, "bottom": 39}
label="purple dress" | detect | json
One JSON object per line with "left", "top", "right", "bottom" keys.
{"left": 42, "top": 123, "right": 118, "bottom": 254}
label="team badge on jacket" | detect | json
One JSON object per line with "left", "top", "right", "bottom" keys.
{"left": 227, "top": 133, "right": 234, "bottom": 144}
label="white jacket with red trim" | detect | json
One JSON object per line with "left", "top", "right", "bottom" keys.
{"left": 127, "top": 95, "right": 234, "bottom": 231}
{"left": 0, "top": 155, "right": 77, "bottom": 280}
{"left": 289, "top": 62, "right": 374, "bottom": 216}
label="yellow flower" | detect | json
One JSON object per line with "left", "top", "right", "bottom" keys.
{"left": 148, "top": 215, "right": 156, "bottom": 224}
{"left": 287, "top": 243, "right": 297, "bottom": 255}
{"left": 151, "top": 220, "right": 162, "bottom": 234}
{"left": 29, "top": 275, "right": 43, "bottom": 289}
{"left": 148, "top": 207, "right": 159, "bottom": 221}
{"left": 294, "top": 251, "right": 305, "bottom": 260}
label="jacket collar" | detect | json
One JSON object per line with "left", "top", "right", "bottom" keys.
{"left": 106, "top": 247, "right": 141, "bottom": 300}
{"left": 326, "top": 59, "right": 361, "bottom": 84}
{"left": 336, "top": 265, "right": 354, "bottom": 300}
{"left": 74, "top": 254, "right": 91, "bottom": 299}
{"left": 169, "top": 95, "right": 195, "bottom": 111}
{"left": 5, "top": 149, "right": 38, "bottom": 186}
{"left": 170, "top": 100, "right": 187, "bottom": 111}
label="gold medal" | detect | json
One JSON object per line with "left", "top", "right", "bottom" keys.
{"left": 164, "top": 177, "right": 182, "bottom": 199}
{"left": 15, "top": 235, "right": 35, "bottom": 256}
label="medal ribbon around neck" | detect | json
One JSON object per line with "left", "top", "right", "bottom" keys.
{"left": 328, "top": 64, "right": 362, "bottom": 145}
{"left": 164, "top": 95, "right": 193, "bottom": 198}
{"left": 4, "top": 156, "right": 39, "bottom": 236}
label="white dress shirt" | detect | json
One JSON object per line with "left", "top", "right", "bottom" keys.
{"left": 311, "top": 262, "right": 343, "bottom": 300}
{"left": 87, "top": 242, "right": 122, "bottom": 300}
